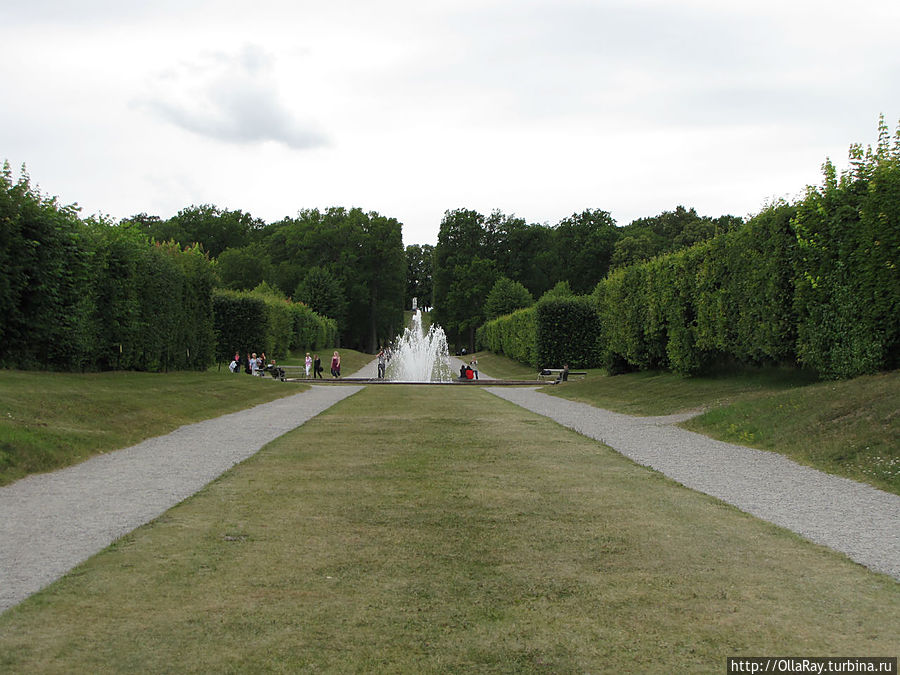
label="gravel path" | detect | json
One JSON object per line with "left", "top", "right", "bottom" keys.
{"left": 4, "top": 377, "right": 896, "bottom": 616}
{"left": 0, "top": 385, "right": 363, "bottom": 614}
{"left": 486, "top": 387, "right": 900, "bottom": 581}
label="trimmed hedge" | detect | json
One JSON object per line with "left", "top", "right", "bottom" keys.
{"left": 535, "top": 297, "right": 602, "bottom": 370}
{"left": 477, "top": 306, "right": 537, "bottom": 367}
{"left": 476, "top": 296, "right": 601, "bottom": 370}
{"left": 213, "top": 289, "right": 337, "bottom": 364}
{"left": 1, "top": 165, "right": 217, "bottom": 371}
{"left": 480, "top": 131, "right": 897, "bottom": 381}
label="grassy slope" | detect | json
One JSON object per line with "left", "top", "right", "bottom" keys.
{"left": 0, "top": 370, "right": 305, "bottom": 486}
{"left": 0, "top": 386, "right": 896, "bottom": 672}
{"left": 478, "top": 352, "right": 899, "bottom": 495}
{"left": 683, "top": 372, "right": 900, "bottom": 494}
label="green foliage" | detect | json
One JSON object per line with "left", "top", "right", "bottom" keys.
{"left": 478, "top": 295, "right": 602, "bottom": 370}
{"left": 553, "top": 209, "right": 619, "bottom": 294}
{"left": 259, "top": 207, "right": 404, "bottom": 351}
{"left": 131, "top": 204, "right": 264, "bottom": 258}
{"left": 0, "top": 165, "right": 216, "bottom": 372}
{"left": 476, "top": 306, "right": 537, "bottom": 368}
{"left": 405, "top": 244, "right": 434, "bottom": 309}
{"left": 484, "top": 277, "right": 533, "bottom": 320}
{"left": 611, "top": 206, "right": 741, "bottom": 269}
{"left": 588, "top": 118, "right": 899, "bottom": 379}
{"left": 535, "top": 296, "right": 603, "bottom": 369}
{"left": 215, "top": 244, "right": 273, "bottom": 291}
{"left": 212, "top": 291, "right": 268, "bottom": 364}
{"left": 540, "top": 280, "right": 575, "bottom": 300}
{"left": 793, "top": 115, "right": 900, "bottom": 378}
{"left": 294, "top": 266, "right": 347, "bottom": 328}
{"left": 212, "top": 287, "right": 336, "bottom": 365}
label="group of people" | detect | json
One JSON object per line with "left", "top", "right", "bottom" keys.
{"left": 228, "top": 350, "right": 342, "bottom": 379}
{"left": 458, "top": 358, "right": 479, "bottom": 380}
{"left": 229, "top": 351, "right": 280, "bottom": 378}
{"left": 303, "top": 351, "right": 342, "bottom": 378}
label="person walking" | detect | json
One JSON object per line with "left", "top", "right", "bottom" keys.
{"left": 331, "top": 351, "right": 341, "bottom": 378}
{"left": 313, "top": 354, "right": 323, "bottom": 379}
{"left": 305, "top": 353, "right": 312, "bottom": 378}
{"left": 377, "top": 349, "right": 386, "bottom": 379}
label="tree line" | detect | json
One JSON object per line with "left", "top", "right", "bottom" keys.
{"left": 432, "top": 205, "right": 741, "bottom": 352}
{"left": 127, "top": 206, "right": 405, "bottom": 352}
{"left": 0, "top": 166, "right": 336, "bottom": 371}
{"left": 477, "top": 117, "right": 900, "bottom": 380}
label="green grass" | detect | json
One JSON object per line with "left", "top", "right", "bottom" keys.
{"left": 0, "top": 370, "right": 305, "bottom": 486}
{"left": 1, "top": 386, "right": 896, "bottom": 672}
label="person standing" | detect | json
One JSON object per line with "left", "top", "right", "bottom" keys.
{"left": 470, "top": 357, "right": 479, "bottom": 380}
{"left": 313, "top": 354, "right": 323, "bottom": 379}
{"left": 305, "top": 352, "right": 312, "bottom": 378}
{"left": 377, "top": 349, "right": 386, "bottom": 379}
{"left": 331, "top": 351, "right": 341, "bottom": 378}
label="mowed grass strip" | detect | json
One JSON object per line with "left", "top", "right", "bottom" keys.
{"left": 0, "top": 370, "right": 304, "bottom": 486}
{"left": 1, "top": 386, "right": 897, "bottom": 673}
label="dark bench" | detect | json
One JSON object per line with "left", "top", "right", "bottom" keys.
{"left": 537, "top": 368, "right": 587, "bottom": 382}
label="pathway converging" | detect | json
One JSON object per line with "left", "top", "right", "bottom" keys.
{"left": 486, "top": 387, "right": 900, "bottom": 581}
{"left": 0, "top": 385, "right": 363, "bottom": 613}
{"left": 4, "top": 374, "right": 897, "bottom": 617}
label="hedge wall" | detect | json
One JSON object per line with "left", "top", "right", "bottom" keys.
{"left": 476, "top": 297, "right": 602, "bottom": 370}
{"left": 480, "top": 142, "right": 897, "bottom": 381}
{"left": 1, "top": 165, "right": 217, "bottom": 371}
{"left": 213, "top": 289, "right": 337, "bottom": 364}
{"left": 535, "top": 297, "right": 602, "bottom": 370}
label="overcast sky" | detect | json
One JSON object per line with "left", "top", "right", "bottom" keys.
{"left": 2, "top": 1, "right": 898, "bottom": 245}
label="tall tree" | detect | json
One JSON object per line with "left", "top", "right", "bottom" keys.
{"left": 553, "top": 209, "right": 619, "bottom": 294}
{"left": 405, "top": 243, "right": 434, "bottom": 309}
{"left": 294, "top": 266, "right": 347, "bottom": 328}
{"left": 216, "top": 244, "right": 273, "bottom": 291}
{"left": 484, "top": 276, "right": 534, "bottom": 320}
{"left": 433, "top": 208, "right": 488, "bottom": 349}
{"left": 139, "top": 205, "right": 265, "bottom": 258}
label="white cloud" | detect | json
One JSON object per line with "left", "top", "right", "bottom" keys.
{"left": 141, "top": 45, "right": 330, "bottom": 150}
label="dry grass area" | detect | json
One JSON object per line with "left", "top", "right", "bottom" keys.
{"left": 1, "top": 386, "right": 897, "bottom": 672}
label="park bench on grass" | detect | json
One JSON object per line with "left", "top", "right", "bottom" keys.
{"left": 538, "top": 368, "right": 587, "bottom": 382}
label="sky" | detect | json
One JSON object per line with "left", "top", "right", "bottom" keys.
{"left": 2, "top": 1, "right": 898, "bottom": 246}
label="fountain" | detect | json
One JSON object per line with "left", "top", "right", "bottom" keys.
{"left": 385, "top": 310, "right": 452, "bottom": 382}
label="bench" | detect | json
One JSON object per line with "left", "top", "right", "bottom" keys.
{"left": 537, "top": 368, "right": 587, "bottom": 382}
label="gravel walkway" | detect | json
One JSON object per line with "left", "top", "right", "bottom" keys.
{"left": 486, "top": 387, "right": 900, "bottom": 581}
{"left": 0, "top": 385, "right": 363, "bottom": 614}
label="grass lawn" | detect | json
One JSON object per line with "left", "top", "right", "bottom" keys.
{"left": 470, "top": 351, "right": 544, "bottom": 381}
{"left": 1, "top": 386, "right": 897, "bottom": 672}
{"left": 0, "top": 370, "right": 304, "bottom": 487}
{"left": 280, "top": 348, "right": 374, "bottom": 376}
